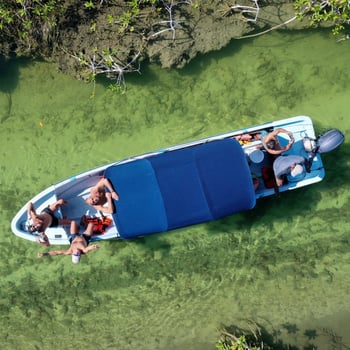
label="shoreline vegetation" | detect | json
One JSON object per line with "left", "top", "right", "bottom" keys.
{"left": 216, "top": 320, "right": 348, "bottom": 349}
{"left": 0, "top": 0, "right": 349, "bottom": 91}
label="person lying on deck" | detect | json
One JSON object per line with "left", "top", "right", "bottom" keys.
{"left": 234, "top": 132, "right": 261, "bottom": 144}
{"left": 85, "top": 178, "right": 119, "bottom": 214}
{"left": 37, "top": 221, "right": 100, "bottom": 264}
{"left": 27, "top": 199, "right": 71, "bottom": 246}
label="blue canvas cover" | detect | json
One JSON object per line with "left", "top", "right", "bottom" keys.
{"left": 104, "top": 138, "right": 256, "bottom": 239}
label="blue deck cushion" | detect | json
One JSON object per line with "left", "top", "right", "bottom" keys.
{"left": 194, "top": 139, "right": 256, "bottom": 219}
{"left": 104, "top": 160, "right": 167, "bottom": 238}
{"left": 104, "top": 138, "right": 256, "bottom": 239}
{"left": 148, "top": 148, "right": 212, "bottom": 230}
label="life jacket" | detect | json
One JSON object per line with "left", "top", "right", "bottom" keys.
{"left": 81, "top": 216, "right": 113, "bottom": 234}
{"left": 261, "top": 166, "right": 276, "bottom": 189}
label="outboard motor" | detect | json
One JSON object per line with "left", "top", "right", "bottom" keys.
{"left": 317, "top": 129, "right": 345, "bottom": 154}
{"left": 303, "top": 129, "right": 345, "bottom": 172}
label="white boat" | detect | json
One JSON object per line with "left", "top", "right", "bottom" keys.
{"left": 11, "top": 116, "right": 344, "bottom": 245}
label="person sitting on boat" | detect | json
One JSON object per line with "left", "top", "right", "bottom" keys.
{"left": 262, "top": 128, "right": 294, "bottom": 156}
{"left": 27, "top": 199, "right": 71, "bottom": 246}
{"left": 37, "top": 221, "right": 100, "bottom": 264}
{"left": 85, "top": 178, "right": 119, "bottom": 214}
{"left": 273, "top": 155, "right": 306, "bottom": 187}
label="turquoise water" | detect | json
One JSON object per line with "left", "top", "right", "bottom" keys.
{"left": 0, "top": 30, "right": 349, "bottom": 349}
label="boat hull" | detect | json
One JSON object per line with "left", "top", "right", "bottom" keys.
{"left": 11, "top": 116, "right": 326, "bottom": 245}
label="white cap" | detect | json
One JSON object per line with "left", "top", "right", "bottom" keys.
{"left": 291, "top": 164, "right": 304, "bottom": 177}
{"left": 72, "top": 253, "right": 81, "bottom": 264}
{"left": 249, "top": 149, "right": 264, "bottom": 164}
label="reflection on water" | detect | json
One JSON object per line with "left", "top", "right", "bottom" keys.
{"left": 0, "top": 30, "right": 349, "bottom": 350}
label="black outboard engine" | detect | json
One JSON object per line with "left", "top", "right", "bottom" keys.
{"left": 303, "top": 129, "right": 345, "bottom": 172}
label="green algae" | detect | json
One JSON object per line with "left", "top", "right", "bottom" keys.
{"left": 0, "top": 30, "right": 349, "bottom": 350}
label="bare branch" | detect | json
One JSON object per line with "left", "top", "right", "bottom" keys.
{"left": 150, "top": 0, "right": 192, "bottom": 40}
{"left": 220, "top": 0, "right": 260, "bottom": 23}
{"left": 64, "top": 48, "right": 141, "bottom": 93}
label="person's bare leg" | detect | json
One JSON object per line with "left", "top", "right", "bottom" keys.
{"left": 49, "top": 199, "right": 71, "bottom": 226}
{"left": 84, "top": 222, "right": 94, "bottom": 236}
{"left": 70, "top": 221, "right": 79, "bottom": 234}
{"left": 49, "top": 199, "right": 67, "bottom": 212}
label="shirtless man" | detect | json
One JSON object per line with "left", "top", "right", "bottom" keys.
{"left": 27, "top": 199, "right": 71, "bottom": 246}
{"left": 262, "top": 128, "right": 294, "bottom": 156}
{"left": 37, "top": 221, "right": 100, "bottom": 264}
{"left": 85, "top": 178, "right": 119, "bottom": 214}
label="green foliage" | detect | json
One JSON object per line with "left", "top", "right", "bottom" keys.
{"left": 0, "top": 0, "right": 59, "bottom": 52}
{"left": 216, "top": 335, "right": 261, "bottom": 350}
{"left": 216, "top": 341, "right": 232, "bottom": 350}
{"left": 90, "top": 22, "right": 97, "bottom": 32}
{"left": 294, "top": 0, "right": 350, "bottom": 35}
{"left": 216, "top": 321, "right": 270, "bottom": 350}
{"left": 84, "top": 0, "right": 95, "bottom": 9}
{"left": 117, "top": 10, "right": 136, "bottom": 32}
{"left": 0, "top": 7, "right": 13, "bottom": 30}
{"left": 107, "top": 14, "right": 114, "bottom": 24}
{"left": 193, "top": 2, "right": 199, "bottom": 9}
{"left": 107, "top": 83, "right": 124, "bottom": 94}
{"left": 115, "top": 0, "right": 160, "bottom": 32}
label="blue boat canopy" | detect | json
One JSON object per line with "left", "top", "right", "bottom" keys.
{"left": 104, "top": 138, "right": 256, "bottom": 239}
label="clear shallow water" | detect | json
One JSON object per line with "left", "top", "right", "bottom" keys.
{"left": 0, "top": 30, "right": 349, "bottom": 350}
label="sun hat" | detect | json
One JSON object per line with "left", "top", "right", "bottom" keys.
{"left": 72, "top": 253, "right": 81, "bottom": 264}
{"left": 291, "top": 164, "right": 304, "bottom": 177}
